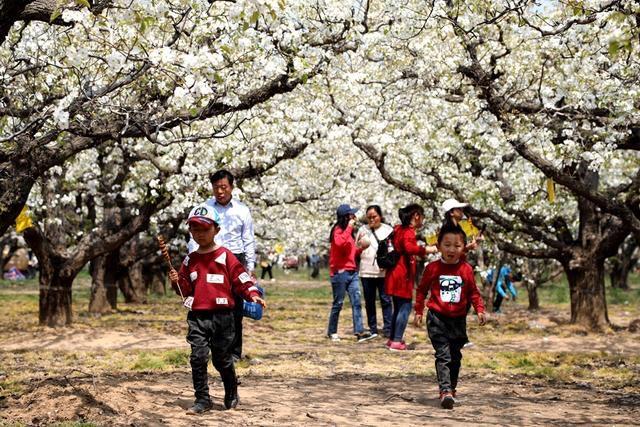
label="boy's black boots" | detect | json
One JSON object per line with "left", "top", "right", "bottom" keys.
{"left": 221, "top": 366, "right": 239, "bottom": 409}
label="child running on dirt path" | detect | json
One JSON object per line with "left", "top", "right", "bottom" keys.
{"left": 169, "top": 204, "right": 266, "bottom": 414}
{"left": 413, "top": 223, "right": 486, "bottom": 409}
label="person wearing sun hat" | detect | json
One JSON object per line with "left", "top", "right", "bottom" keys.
{"left": 441, "top": 199, "right": 469, "bottom": 227}
{"left": 168, "top": 203, "right": 266, "bottom": 414}
{"left": 441, "top": 198, "right": 483, "bottom": 253}
{"left": 326, "top": 203, "right": 374, "bottom": 343}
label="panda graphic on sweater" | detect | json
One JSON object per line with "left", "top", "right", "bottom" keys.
{"left": 439, "top": 275, "right": 463, "bottom": 303}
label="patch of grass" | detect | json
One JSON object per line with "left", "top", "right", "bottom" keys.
{"left": 537, "top": 273, "right": 640, "bottom": 308}
{"left": 607, "top": 285, "right": 640, "bottom": 306}
{"left": 131, "top": 349, "right": 190, "bottom": 371}
{"left": 0, "top": 378, "right": 25, "bottom": 398}
{"left": 465, "top": 351, "right": 640, "bottom": 389}
{"left": 271, "top": 266, "right": 331, "bottom": 282}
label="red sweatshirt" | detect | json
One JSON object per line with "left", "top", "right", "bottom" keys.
{"left": 329, "top": 225, "right": 363, "bottom": 276}
{"left": 173, "top": 246, "right": 260, "bottom": 311}
{"left": 384, "top": 225, "right": 427, "bottom": 299}
{"left": 414, "top": 259, "right": 485, "bottom": 318}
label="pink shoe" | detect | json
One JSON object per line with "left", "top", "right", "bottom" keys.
{"left": 385, "top": 339, "right": 392, "bottom": 348}
{"left": 388, "top": 341, "right": 408, "bottom": 351}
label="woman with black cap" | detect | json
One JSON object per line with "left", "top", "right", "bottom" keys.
{"left": 326, "top": 203, "right": 375, "bottom": 343}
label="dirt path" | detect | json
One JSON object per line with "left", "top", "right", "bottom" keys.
{"left": 3, "top": 371, "right": 638, "bottom": 426}
{"left": 1, "top": 279, "right": 639, "bottom": 426}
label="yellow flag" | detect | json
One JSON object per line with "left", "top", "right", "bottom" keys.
{"left": 459, "top": 219, "right": 480, "bottom": 238}
{"left": 426, "top": 218, "right": 480, "bottom": 245}
{"left": 274, "top": 243, "right": 285, "bottom": 254}
{"left": 15, "top": 206, "right": 33, "bottom": 233}
{"left": 546, "top": 179, "right": 556, "bottom": 203}
{"left": 426, "top": 233, "right": 437, "bottom": 246}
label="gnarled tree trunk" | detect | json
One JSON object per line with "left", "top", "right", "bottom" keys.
{"left": 39, "top": 267, "right": 74, "bottom": 327}
{"left": 609, "top": 237, "right": 637, "bottom": 290}
{"left": 526, "top": 281, "right": 539, "bottom": 311}
{"left": 564, "top": 256, "right": 608, "bottom": 331}
{"left": 25, "top": 227, "right": 77, "bottom": 327}
{"left": 88, "top": 253, "right": 119, "bottom": 314}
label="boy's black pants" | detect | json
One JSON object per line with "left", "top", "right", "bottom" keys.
{"left": 187, "top": 310, "right": 236, "bottom": 403}
{"left": 427, "top": 310, "right": 468, "bottom": 393}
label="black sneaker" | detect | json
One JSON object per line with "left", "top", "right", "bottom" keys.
{"left": 187, "top": 400, "right": 213, "bottom": 415}
{"left": 440, "top": 391, "right": 455, "bottom": 409}
{"left": 357, "top": 332, "right": 375, "bottom": 343}
{"left": 224, "top": 391, "right": 239, "bottom": 409}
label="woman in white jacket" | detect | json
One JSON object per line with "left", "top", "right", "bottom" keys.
{"left": 356, "top": 205, "right": 394, "bottom": 338}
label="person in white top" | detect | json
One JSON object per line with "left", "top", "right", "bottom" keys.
{"left": 356, "top": 205, "right": 394, "bottom": 338}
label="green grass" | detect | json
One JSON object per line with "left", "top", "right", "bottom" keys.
{"left": 131, "top": 349, "right": 190, "bottom": 371}
{"left": 537, "top": 272, "right": 640, "bottom": 307}
{"left": 465, "top": 351, "right": 640, "bottom": 388}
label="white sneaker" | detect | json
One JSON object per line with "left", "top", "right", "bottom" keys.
{"left": 328, "top": 333, "right": 340, "bottom": 342}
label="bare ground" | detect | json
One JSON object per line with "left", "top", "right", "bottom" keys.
{"left": 2, "top": 369, "right": 639, "bottom": 426}
{"left": 1, "top": 279, "right": 639, "bottom": 426}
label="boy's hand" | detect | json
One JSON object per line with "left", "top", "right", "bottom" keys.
{"left": 413, "top": 312, "right": 423, "bottom": 327}
{"left": 477, "top": 312, "right": 487, "bottom": 326}
{"left": 252, "top": 295, "right": 267, "bottom": 308}
{"left": 169, "top": 269, "right": 179, "bottom": 284}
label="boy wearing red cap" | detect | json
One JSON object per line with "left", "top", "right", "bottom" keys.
{"left": 169, "top": 204, "right": 266, "bottom": 414}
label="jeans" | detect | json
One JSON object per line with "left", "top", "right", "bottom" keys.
{"left": 327, "top": 271, "right": 365, "bottom": 335}
{"left": 389, "top": 296, "right": 412, "bottom": 342}
{"left": 427, "top": 310, "right": 468, "bottom": 392}
{"left": 361, "top": 277, "right": 392, "bottom": 336}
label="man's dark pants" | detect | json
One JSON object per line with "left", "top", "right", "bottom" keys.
{"left": 231, "top": 252, "right": 248, "bottom": 360}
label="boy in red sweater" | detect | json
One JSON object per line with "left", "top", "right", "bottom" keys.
{"left": 169, "top": 204, "right": 266, "bottom": 414}
{"left": 414, "top": 223, "right": 486, "bottom": 409}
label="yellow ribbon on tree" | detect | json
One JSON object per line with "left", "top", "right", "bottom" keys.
{"left": 546, "top": 179, "right": 556, "bottom": 203}
{"left": 15, "top": 206, "right": 34, "bottom": 233}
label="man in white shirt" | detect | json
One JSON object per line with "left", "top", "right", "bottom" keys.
{"left": 188, "top": 169, "right": 256, "bottom": 360}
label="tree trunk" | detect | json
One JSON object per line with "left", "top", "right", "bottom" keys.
{"left": 38, "top": 261, "right": 74, "bottom": 327}
{"left": 565, "top": 257, "right": 609, "bottom": 331}
{"left": 119, "top": 262, "right": 147, "bottom": 304}
{"left": 88, "top": 253, "right": 119, "bottom": 313}
{"left": 609, "top": 238, "right": 637, "bottom": 289}
{"left": 128, "top": 261, "right": 148, "bottom": 302}
{"left": 526, "top": 281, "right": 539, "bottom": 311}
{"left": 609, "top": 263, "right": 631, "bottom": 290}
{"left": 148, "top": 267, "right": 166, "bottom": 295}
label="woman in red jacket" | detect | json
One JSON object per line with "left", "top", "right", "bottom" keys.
{"left": 326, "top": 204, "right": 373, "bottom": 343}
{"left": 386, "top": 204, "right": 437, "bottom": 351}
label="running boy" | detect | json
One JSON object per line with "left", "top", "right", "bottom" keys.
{"left": 414, "top": 223, "right": 486, "bottom": 409}
{"left": 169, "top": 204, "right": 266, "bottom": 414}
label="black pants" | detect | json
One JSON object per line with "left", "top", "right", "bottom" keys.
{"left": 361, "top": 277, "right": 392, "bottom": 336}
{"left": 427, "top": 310, "right": 468, "bottom": 393}
{"left": 261, "top": 265, "right": 273, "bottom": 280}
{"left": 493, "top": 293, "right": 504, "bottom": 312}
{"left": 187, "top": 310, "right": 236, "bottom": 403}
{"left": 232, "top": 252, "right": 248, "bottom": 359}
